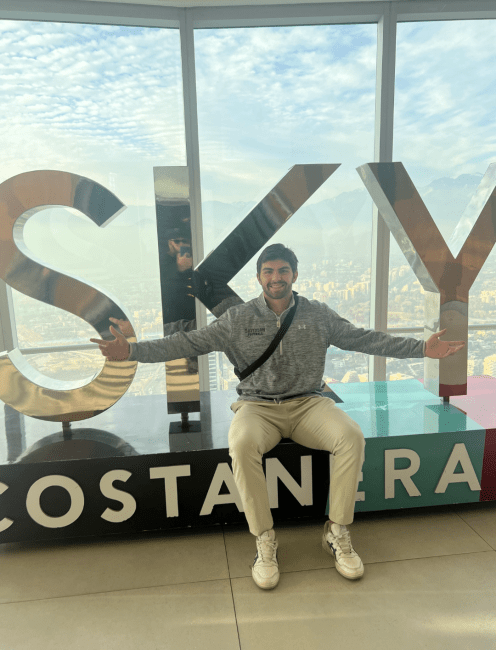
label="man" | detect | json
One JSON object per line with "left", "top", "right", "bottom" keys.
{"left": 160, "top": 228, "right": 195, "bottom": 325}
{"left": 91, "top": 243, "right": 465, "bottom": 590}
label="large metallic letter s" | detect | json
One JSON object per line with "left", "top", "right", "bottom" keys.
{"left": 0, "top": 171, "right": 137, "bottom": 421}
{"left": 358, "top": 162, "right": 496, "bottom": 397}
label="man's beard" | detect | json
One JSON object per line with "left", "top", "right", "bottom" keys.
{"left": 266, "top": 282, "right": 289, "bottom": 298}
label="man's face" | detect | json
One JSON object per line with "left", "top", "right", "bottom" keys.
{"left": 257, "top": 259, "right": 298, "bottom": 301}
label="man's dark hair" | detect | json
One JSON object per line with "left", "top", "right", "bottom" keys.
{"left": 256, "top": 244, "right": 298, "bottom": 275}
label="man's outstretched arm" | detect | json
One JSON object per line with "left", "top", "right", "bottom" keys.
{"left": 325, "top": 306, "right": 465, "bottom": 359}
{"left": 90, "top": 316, "right": 231, "bottom": 362}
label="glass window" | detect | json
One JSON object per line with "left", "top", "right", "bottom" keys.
{"left": 195, "top": 24, "right": 377, "bottom": 389}
{"left": 0, "top": 20, "right": 186, "bottom": 393}
{"left": 389, "top": 19, "right": 496, "bottom": 381}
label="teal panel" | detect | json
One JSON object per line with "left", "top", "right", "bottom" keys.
{"left": 332, "top": 379, "right": 438, "bottom": 404}
{"left": 353, "top": 428, "right": 485, "bottom": 512}
{"left": 335, "top": 380, "right": 482, "bottom": 439}
{"left": 326, "top": 380, "right": 486, "bottom": 515}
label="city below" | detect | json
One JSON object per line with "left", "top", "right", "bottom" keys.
{"left": 10, "top": 252, "right": 496, "bottom": 397}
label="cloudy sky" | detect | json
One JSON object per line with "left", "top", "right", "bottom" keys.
{"left": 394, "top": 20, "right": 496, "bottom": 188}
{"left": 0, "top": 20, "right": 185, "bottom": 208}
{"left": 0, "top": 18, "right": 494, "bottom": 214}
{"left": 390, "top": 19, "right": 496, "bottom": 310}
{"left": 195, "top": 23, "right": 377, "bottom": 206}
{"left": 0, "top": 17, "right": 495, "bottom": 346}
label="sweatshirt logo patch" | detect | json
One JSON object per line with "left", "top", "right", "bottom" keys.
{"left": 245, "top": 327, "right": 266, "bottom": 337}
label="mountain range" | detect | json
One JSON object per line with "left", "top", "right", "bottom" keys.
{"left": 20, "top": 171, "right": 488, "bottom": 280}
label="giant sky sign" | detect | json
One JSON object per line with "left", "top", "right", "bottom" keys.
{"left": 0, "top": 162, "right": 495, "bottom": 422}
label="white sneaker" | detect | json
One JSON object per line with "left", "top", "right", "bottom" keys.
{"left": 322, "top": 521, "right": 364, "bottom": 580}
{"left": 252, "top": 529, "right": 279, "bottom": 590}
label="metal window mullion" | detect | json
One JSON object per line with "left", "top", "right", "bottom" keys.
{"left": 190, "top": 2, "right": 385, "bottom": 29}
{"left": 395, "top": 0, "right": 496, "bottom": 22}
{"left": 0, "top": 280, "right": 17, "bottom": 352}
{"left": 179, "top": 8, "right": 209, "bottom": 392}
{"left": 20, "top": 343, "right": 98, "bottom": 355}
{"left": 369, "top": 5, "right": 397, "bottom": 382}
{"left": 388, "top": 325, "right": 496, "bottom": 334}
{"left": 1, "top": 1, "right": 496, "bottom": 31}
{"left": 0, "top": 0, "right": 180, "bottom": 28}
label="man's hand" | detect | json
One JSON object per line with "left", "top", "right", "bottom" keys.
{"left": 425, "top": 329, "right": 465, "bottom": 359}
{"left": 90, "top": 321, "right": 131, "bottom": 361}
{"left": 177, "top": 251, "right": 193, "bottom": 273}
{"left": 108, "top": 317, "right": 134, "bottom": 338}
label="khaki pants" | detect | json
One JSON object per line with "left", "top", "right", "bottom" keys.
{"left": 229, "top": 396, "right": 365, "bottom": 536}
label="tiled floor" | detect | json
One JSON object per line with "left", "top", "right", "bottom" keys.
{"left": 0, "top": 502, "right": 495, "bottom": 649}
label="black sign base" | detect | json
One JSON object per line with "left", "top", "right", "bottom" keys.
{"left": 0, "top": 390, "right": 330, "bottom": 544}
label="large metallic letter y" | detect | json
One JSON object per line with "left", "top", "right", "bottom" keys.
{"left": 358, "top": 162, "right": 496, "bottom": 397}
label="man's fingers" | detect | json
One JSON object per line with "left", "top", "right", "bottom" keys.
{"left": 109, "top": 317, "right": 126, "bottom": 329}
{"left": 91, "top": 325, "right": 129, "bottom": 345}
{"left": 110, "top": 325, "right": 127, "bottom": 340}
{"left": 432, "top": 329, "right": 448, "bottom": 339}
{"left": 443, "top": 344, "right": 465, "bottom": 357}
{"left": 109, "top": 317, "right": 134, "bottom": 337}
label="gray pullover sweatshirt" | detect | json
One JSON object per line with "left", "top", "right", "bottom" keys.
{"left": 128, "top": 292, "right": 424, "bottom": 402}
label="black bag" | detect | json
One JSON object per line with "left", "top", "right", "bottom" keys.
{"left": 234, "top": 293, "right": 299, "bottom": 381}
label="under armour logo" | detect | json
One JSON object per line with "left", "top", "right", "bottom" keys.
{"left": 298, "top": 324, "right": 307, "bottom": 329}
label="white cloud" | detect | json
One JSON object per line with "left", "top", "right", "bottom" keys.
{"left": 394, "top": 19, "right": 496, "bottom": 184}
{"left": 195, "top": 24, "right": 377, "bottom": 202}
{"left": 0, "top": 20, "right": 186, "bottom": 204}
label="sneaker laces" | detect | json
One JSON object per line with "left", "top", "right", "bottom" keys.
{"left": 332, "top": 525, "right": 355, "bottom": 556}
{"left": 256, "top": 536, "right": 277, "bottom": 564}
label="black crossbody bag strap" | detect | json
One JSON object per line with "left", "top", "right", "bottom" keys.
{"left": 234, "top": 293, "right": 299, "bottom": 381}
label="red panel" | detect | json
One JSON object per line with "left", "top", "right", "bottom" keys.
{"left": 439, "top": 383, "right": 468, "bottom": 396}
{"left": 480, "top": 428, "right": 496, "bottom": 502}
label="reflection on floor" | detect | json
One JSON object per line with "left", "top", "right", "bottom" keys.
{"left": 0, "top": 501, "right": 495, "bottom": 650}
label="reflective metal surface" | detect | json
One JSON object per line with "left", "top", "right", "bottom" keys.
{"left": 154, "top": 167, "right": 199, "bottom": 414}
{"left": 16, "top": 427, "right": 139, "bottom": 463}
{"left": 357, "top": 162, "right": 496, "bottom": 396}
{"left": 0, "top": 170, "right": 137, "bottom": 421}
{"left": 4, "top": 404, "right": 24, "bottom": 462}
{"left": 154, "top": 164, "right": 339, "bottom": 417}
{"left": 194, "top": 164, "right": 340, "bottom": 313}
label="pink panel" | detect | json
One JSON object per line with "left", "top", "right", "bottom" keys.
{"left": 450, "top": 377, "right": 496, "bottom": 501}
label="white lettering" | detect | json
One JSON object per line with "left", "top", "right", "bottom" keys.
{"left": 356, "top": 469, "right": 365, "bottom": 502}
{"left": 26, "top": 476, "right": 84, "bottom": 528}
{"left": 150, "top": 465, "right": 191, "bottom": 518}
{"left": 200, "top": 463, "right": 243, "bottom": 516}
{"left": 100, "top": 470, "right": 136, "bottom": 523}
{"left": 0, "top": 481, "right": 13, "bottom": 532}
{"left": 435, "top": 443, "right": 481, "bottom": 493}
{"left": 385, "top": 449, "right": 421, "bottom": 499}
{"left": 266, "top": 456, "right": 313, "bottom": 508}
